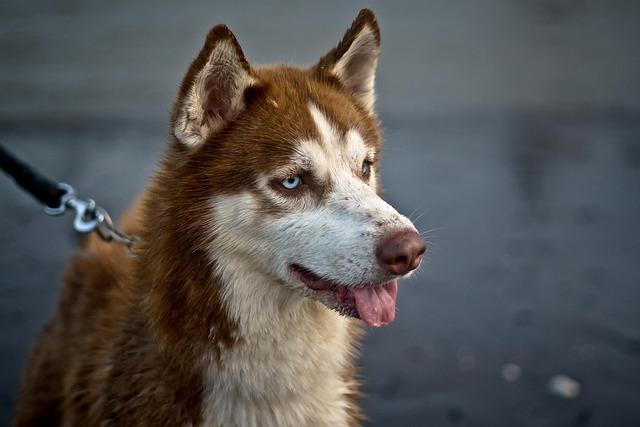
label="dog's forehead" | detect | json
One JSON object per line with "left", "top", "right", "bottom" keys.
{"left": 255, "top": 66, "right": 380, "bottom": 150}
{"left": 300, "top": 103, "right": 371, "bottom": 171}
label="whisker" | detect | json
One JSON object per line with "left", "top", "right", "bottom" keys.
{"left": 413, "top": 207, "right": 435, "bottom": 224}
{"left": 408, "top": 207, "right": 431, "bottom": 223}
{"left": 407, "top": 207, "right": 421, "bottom": 220}
{"left": 419, "top": 227, "right": 442, "bottom": 236}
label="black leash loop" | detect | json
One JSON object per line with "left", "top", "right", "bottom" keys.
{"left": 0, "top": 143, "right": 137, "bottom": 251}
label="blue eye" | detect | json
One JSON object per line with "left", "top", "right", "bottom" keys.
{"left": 281, "top": 175, "right": 303, "bottom": 190}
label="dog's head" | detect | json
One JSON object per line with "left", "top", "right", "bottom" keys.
{"left": 167, "top": 9, "right": 425, "bottom": 327}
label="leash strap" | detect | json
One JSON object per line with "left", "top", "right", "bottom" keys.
{"left": 0, "top": 143, "right": 66, "bottom": 209}
{"left": 0, "top": 143, "right": 137, "bottom": 250}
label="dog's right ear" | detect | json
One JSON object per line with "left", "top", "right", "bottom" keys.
{"left": 172, "top": 25, "right": 256, "bottom": 147}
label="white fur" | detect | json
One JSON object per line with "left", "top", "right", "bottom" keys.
{"left": 295, "top": 139, "right": 330, "bottom": 178}
{"left": 308, "top": 103, "right": 339, "bottom": 147}
{"left": 202, "top": 255, "right": 353, "bottom": 427}
{"left": 344, "top": 129, "right": 368, "bottom": 162}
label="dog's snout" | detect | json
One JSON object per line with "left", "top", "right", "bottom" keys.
{"left": 376, "top": 230, "right": 426, "bottom": 275}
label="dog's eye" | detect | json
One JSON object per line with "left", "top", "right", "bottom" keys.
{"left": 280, "top": 175, "right": 303, "bottom": 190}
{"left": 361, "top": 160, "right": 372, "bottom": 177}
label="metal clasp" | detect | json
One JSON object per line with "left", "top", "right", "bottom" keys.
{"left": 44, "top": 183, "right": 99, "bottom": 233}
{"left": 43, "top": 182, "right": 136, "bottom": 251}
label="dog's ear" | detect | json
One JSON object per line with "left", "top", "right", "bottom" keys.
{"left": 173, "top": 25, "right": 257, "bottom": 147}
{"left": 313, "top": 9, "right": 381, "bottom": 114}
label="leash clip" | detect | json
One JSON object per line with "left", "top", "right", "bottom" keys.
{"left": 43, "top": 183, "right": 97, "bottom": 233}
{"left": 44, "top": 182, "right": 136, "bottom": 250}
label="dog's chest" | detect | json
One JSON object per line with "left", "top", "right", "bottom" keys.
{"left": 199, "top": 307, "right": 353, "bottom": 427}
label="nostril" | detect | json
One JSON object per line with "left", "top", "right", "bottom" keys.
{"left": 417, "top": 245, "right": 426, "bottom": 257}
{"left": 394, "top": 255, "right": 408, "bottom": 267}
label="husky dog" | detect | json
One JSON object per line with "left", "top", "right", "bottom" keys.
{"left": 14, "top": 9, "right": 425, "bottom": 427}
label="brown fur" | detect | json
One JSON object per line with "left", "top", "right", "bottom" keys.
{"left": 14, "top": 9, "right": 382, "bottom": 426}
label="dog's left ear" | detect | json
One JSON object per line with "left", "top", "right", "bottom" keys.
{"left": 313, "top": 9, "right": 381, "bottom": 114}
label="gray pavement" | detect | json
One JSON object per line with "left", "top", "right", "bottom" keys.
{"left": 1, "top": 1, "right": 640, "bottom": 426}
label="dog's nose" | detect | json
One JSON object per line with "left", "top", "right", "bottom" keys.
{"left": 376, "top": 229, "right": 426, "bottom": 275}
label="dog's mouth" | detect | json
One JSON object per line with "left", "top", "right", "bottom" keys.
{"left": 289, "top": 264, "right": 398, "bottom": 327}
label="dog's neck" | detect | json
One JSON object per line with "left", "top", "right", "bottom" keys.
{"left": 200, "top": 253, "right": 357, "bottom": 426}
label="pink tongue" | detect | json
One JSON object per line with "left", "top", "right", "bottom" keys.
{"left": 353, "top": 280, "right": 398, "bottom": 327}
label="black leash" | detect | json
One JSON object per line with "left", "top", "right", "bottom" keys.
{"left": 0, "top": 143, "right": 137, "bottom": 250}
{"left": 0, "top": 143, "right": 66, "bottom": 209}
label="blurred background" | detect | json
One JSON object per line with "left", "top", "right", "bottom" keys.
{"left": 1, "top": 0, "right": 639, "bottom": 425}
